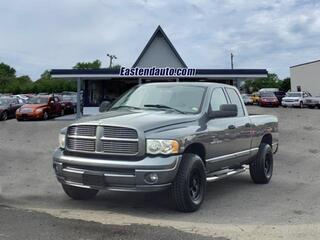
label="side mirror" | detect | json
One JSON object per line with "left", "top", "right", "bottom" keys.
{"left": 99, "top": 100, "right": 111, "bottom": 112}
{"left": 209, "top": 104, "right": 238, "bottom": 118}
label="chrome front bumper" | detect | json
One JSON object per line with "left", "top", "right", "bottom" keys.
{"left": 53, "top": 148, "right": 182, "bottom": 192}
{"left": 281, "top": 101, "right": 300, "bottom": 107}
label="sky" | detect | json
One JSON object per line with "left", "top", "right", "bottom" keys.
{"left": 0, "top": 0, "right": 320, "bottom": 80}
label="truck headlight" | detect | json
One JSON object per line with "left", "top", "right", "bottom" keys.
{"left": 59, "top": 133, "right": 66, "bottom": 149}
{"left": 146, "top": 139, "right": 179, "bottom": 155}
{"left": 59, "top": 128, "right": 67, "bottom": 149}
{"left": 35, "top": 108, "right": 43, "bottom": 113}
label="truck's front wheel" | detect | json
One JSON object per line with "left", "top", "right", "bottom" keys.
{"left": 250, "top": 143, "right": 273, "bottom": 184}
{"left": 62, "top": 184, "right": 99, "bottom": 200}
{"left": 171, "top": 154, "right": 206, "bottom": 212}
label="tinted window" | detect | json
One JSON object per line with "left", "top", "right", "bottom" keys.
{"left": 226, "top": 88, "right": 245, "bottom": 117}
{"left": 210, "top": 88, "right": 228, "bottom": 111}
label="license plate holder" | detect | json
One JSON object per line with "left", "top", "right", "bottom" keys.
{"left": 83, "top": 172, "right": 105, "bottom": 187}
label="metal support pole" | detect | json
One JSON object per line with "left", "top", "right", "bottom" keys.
{"left": 231, "top": 53, "right": 234, "bottom": 69}
{"left": 176, "top": 78, "right": 179, "bottom": 82}
{"left": 76, "top": 77, "right": 81, "bottom": 119}
{"left": 235, "top": 78, "right": 241, "bottom": 89}
{"left": 138, "top": 78, "right": 142, "bottom": 85}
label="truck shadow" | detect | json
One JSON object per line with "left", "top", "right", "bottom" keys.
{"left": 3, "top": 173, "right": 292, "bottom": 226}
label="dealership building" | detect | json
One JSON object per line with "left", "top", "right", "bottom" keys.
{"left": 290, "top": 60, "right": 320, "bottom": 96}
{"left": 51, "top": 26, "right": 267, "bottom": 116}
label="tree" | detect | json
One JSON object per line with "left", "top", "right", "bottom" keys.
{"left": 243, "top": 73, "right": 281, "bottom": 93}
{"left": 0, "top": 62, "right": 16, "bottom": 77}
{"left": 279, "top": 77, "right": 291, "bottom": 92}
{"left": 0, "top": 63, "right": 16, "bottom": 91}
{"left": 73, "top": 60, "right": 101, "bottom": 69}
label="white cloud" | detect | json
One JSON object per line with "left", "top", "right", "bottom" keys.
{"left": 0, "top": 0, "right": 319, "bottom": 79}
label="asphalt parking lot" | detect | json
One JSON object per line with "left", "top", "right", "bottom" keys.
{"left": 0, "top": 106, "right": 320, "bottom": 240}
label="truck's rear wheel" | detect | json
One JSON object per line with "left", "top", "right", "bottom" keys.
{"left": 62, "top": 184, "right": 99, "bottom": 200}
{"left": 250, "top": 143, "right": 273, "bottom": 184}
{"left": 171, "top": 154, "right": 206, "bottom": 212}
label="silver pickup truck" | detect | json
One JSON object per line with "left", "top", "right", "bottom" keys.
{"left": 53, "top": 82, "right": 278, "bottom": 212}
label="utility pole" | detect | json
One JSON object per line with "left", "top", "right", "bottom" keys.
{"left": 107, "top": 53, "right": 117, "bottom": 68}
{"left": 230, "top": 53, "right": 234, "bottom": 69}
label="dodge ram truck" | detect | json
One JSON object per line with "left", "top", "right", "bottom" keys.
{"left": 53, "top": 82, "right": 278, "bottom": 212}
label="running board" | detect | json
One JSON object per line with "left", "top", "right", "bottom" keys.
{"left": 206, "top": 167, "right": 246, "bottom": 182}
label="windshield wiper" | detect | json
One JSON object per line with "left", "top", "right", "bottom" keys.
{"left": 144, "top": 104, "right": 185, "bottom": 114}
{"left": 110, "top": 105, "right": 142, "bottom": 110}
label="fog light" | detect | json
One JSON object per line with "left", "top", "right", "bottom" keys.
{"left": 54, "top": 163, "right": 63, "bottom": 175}
{"left": 144, "top": 173, "right": 159, "bottom": 184}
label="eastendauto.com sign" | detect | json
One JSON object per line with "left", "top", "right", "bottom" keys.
{"left": 120, "top": 67, "right": 196, "bottom": 77}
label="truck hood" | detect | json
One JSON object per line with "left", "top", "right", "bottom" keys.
{"left": 75, "top": 109, "right": 199, "bottom": 132}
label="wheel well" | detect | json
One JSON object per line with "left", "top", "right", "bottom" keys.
{"left": 261, "top": 134, "right": 272, "bottom": 146}
{"left": 184, "top": 143, "right": 206, "bottom": 163}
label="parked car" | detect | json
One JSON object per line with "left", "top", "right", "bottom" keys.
{"left": 273, "top": 91, "right": 286, "bottom": 105}
{"left": 304, "top": 96, "right": 320, "bottom": 109}
{"left": 12, "top": 94, "right": 29, "bottom": 104}
{"left": 60, "top": 94, "right": 83, "bottom": 114}
{"left": 250, "top": 92, "right": 260, "bottom": 104}
{"left": 242, "top": 94, "right": 253, "bottom": 105}
{"left": 16, "top": 95, "right": 63, "bottom": 121}
{"left": 53, "top": 82, "right": 279, "bottom": 212}
{"left": 0, "top": 97, "right": 23, "bottom": 121}
{"left": 259, "top": 92, "right": 279, "bottom": 107}
{"left": 282, "top": 91, "right": 312, "bottom": 108}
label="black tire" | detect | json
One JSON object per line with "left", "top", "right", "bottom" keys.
{"left": 171, "top": 154, "right": 206, "bottom": 212}
{"left": 299, "top": 101, "right": 304, "bottom": 108}
{"left": 1, "top": 111, "right": 8, "bottom": 121}
{"left": 43, "top": 111, "right": 49, "bottom": 120}
{"left": 62, "top": 184, "right": 99, "bottom": 200}
{"left": 308, "top": 106, "right": 315, "bottom": 109}
{"left": 250, "top": 143, "right": 273, "bottom": 184}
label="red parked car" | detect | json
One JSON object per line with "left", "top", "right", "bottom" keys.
{"left": 259, "top": 92, "right": 279, "bottom": 107}
{"left": 16, "top": 95, "right": 64, "bottom": 121}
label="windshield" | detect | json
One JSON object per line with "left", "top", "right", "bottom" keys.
{"left": 286, "top": 92, "right": 301, "bottom": 97}
{"left": 62, "top": 95, "right": 76, "bottom": 102}
{"left": 261, "top": 92, "right": 275, "bottom": 97}
{"left": 27, "top": 97, "right": 49, "bottom": 104}
{"left": 110, "top": 84, "right": 207, "bottom": 114}
{"left": 0, "top": 98, "right": 10, "bottom": 105}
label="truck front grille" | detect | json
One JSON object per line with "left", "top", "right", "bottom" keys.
{"left": 102, "top": 140, "right": 138, "bottom": 154}
{"left": 66, "top": 125, "right": 139, "bottom": 155}
{"left": 103, "top": 126, "right": 138, "bottom": 139}
{"left": 68, "top": 125, "right": 97, "bottom": 137}
{"left": 67, "top": 138, "right": 96, "bottom": 152}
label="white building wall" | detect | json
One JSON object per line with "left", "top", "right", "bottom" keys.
{"left": 290, "top": 61, "right": 320, "bottom": 96}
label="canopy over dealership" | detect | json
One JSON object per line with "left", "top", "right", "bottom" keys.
{"left": 51, "top": 26, "right": 267, "bottom": 116}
